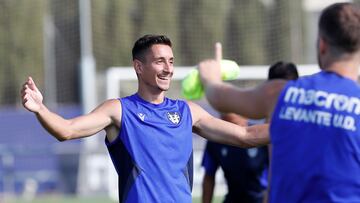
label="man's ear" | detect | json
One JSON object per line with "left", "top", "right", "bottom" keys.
{"left": 133, "top": 59, "right": 143, "bottom": 74}
{"left": 318, "top": 36, "right": 327, "bottom": 55}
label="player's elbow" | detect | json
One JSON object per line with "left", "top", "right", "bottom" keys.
{"left": 56, "top": 137, "right": 67, "bottom": 142}
{"left": 207, "top": 97, "right": 220, "bottom": 110}
{"left": 55, "top": 133, "right": 72, "bottom": 142}
{"left": 53, "top": 129, "right": 74, "bottom": 142}
{"left": 206, "top": 94, "right": 225, "bottom": 112}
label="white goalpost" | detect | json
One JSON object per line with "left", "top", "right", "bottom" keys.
{"left": 106, "top": 64, "right": 320, "bottom": 99}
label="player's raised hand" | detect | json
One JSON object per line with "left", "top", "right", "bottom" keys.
{"left": 21, "top": 77, "right": 44, "bottom": 113}
{"left": 198, "top": 42, "right": 223, "bottom": 86}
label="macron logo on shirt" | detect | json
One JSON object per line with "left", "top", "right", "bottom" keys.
{"left": 279, "top": 86, "right": 358, "bottom": 131}
{"left": 138, "top": 113, "right": 146, "bottom": 121}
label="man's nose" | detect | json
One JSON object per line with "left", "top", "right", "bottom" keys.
{"left": 164, "top": 61, "right": 173, "bottom": 72}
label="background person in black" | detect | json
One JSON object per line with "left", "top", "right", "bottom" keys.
{"left": 201, "top": 61, "right": 299, "bottom": 203}
{"left": 202, "top": 113, "right": 268, "bottom": 203}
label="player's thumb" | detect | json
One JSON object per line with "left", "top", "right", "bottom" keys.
{"left": 214, "top": 42, "right": 222, "bottom": 62}
{"left": 28, "top": 77, "right": 39, "bottom": 92}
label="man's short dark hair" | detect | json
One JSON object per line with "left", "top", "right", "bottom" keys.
{"left": 319, "top": 3, "right": 360, "bottom": 53}
{"left": 268, "top": 61, "right": 299, "bottom": 80}
{"left": 132, "top": 34, "right": 172, "bottom": 61}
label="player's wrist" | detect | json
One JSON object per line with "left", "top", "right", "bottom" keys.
{"left": 35, "top": 103, "right": 47, "bottom": 115}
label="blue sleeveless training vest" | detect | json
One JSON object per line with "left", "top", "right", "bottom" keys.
{"left": 106, "top": 93, "right": 193, "bottom": 203}
{"left": 270, "top": 71, "right": 360, "bottom": 202}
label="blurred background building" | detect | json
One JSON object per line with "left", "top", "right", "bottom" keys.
{"left": 0, "top": 0, "right": 357, "bottom": 201}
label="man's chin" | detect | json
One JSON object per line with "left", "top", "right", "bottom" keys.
{"left": 158, "top": 84, "right": 170, "bottom": 92}
{"left": 157, "top": 81, "right": 171, "bottom": 91}
{"left": 159, "top": 87, "right": 170, "bottom": 91}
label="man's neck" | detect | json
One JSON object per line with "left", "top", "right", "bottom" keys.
{"left": 137, "top": 89, "right": 165, "bottom": 104}
{"left": 321, "top": 53, "right": 360, "bottom": 81}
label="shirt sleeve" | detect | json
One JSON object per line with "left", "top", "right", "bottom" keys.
{"left": 201, "top": 142, "right": 219, "bottom": 176}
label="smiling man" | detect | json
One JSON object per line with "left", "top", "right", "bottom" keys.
{"left": 21, "top": 34, "right": 269, "bottom": 203}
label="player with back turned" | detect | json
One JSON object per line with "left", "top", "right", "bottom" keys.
{"left": 198, "top": 3, "right": 360, "bottom": 202}
{"left": 201, "top": 61, "right": 298, "bottom": 203}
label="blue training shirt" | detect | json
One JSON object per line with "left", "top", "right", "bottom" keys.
{"left": 106, "top": 93, "right": 193, "bottom": 203}
{"left": 270, "top": 71, "right": 360, "bottom": 202}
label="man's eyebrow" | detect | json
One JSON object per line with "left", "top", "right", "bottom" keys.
{"left": 154, "top": 56, "right": 174, "bottom": 60}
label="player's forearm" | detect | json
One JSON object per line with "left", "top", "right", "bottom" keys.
{"left": 35, "top": 104, "right": 74, "bottom": 141}
{"left": 196, "top": 118, "right": 269, "bottom": 148}
{"left": 244, "top": 124, "right": 270, "bottom": 147}
{"left": 205, "top": 82, "right": 275, "bottom": 120}
{"left": 204, "top": 82, "right": 233, "bottom": 113}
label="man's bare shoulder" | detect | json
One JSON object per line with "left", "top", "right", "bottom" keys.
{"left": 262, "top": 79, "right": 287, "bottom": 97}
{"left": 102, "top": 98, "right": 121, "bottom": 107}
{"left": 185, "top": 100, "right": 203, "bottom": 114}
{"left": 101, "top": 99, "right": 122, "bottom": 142}
{"left": 186, "top": 100, "right": 212, "bottom": 127}
{"left": 94, "top": 99, "right": 122, "bottom": 124}
{"left": 261, "top": 79, "right": 288, "bottom": 119}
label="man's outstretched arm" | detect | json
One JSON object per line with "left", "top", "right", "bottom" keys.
{"left": 189, "top": 101, "right": 269, "bottom": 148}
{"left": 21, "top": 77, "right": 121, "bottom": 141}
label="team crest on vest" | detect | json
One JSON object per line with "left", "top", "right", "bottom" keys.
{"left": 167, "top": 112, "right": 181, "bottom": 124}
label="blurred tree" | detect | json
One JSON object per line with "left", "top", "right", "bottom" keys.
{"left": 133, "top": 0, "right": 179, "bottom": 64}
{"left": 178, "top": 0, "right": 228, "bottom": 65}
{"left": 0, "top": 0, "right": 45, "bottom": 105}
{"left": 225, "top": 0, "right": 267, "bottom": 65}
{"left": 265, "top": 0, "right": 306, "bottom": 63}
{"left": 289, "top": 0, "right": 307, "bottom": 64}
{"left": 0, "top": 0, "right": 311, "bottom": 106}
{"left": 51, "top": 0, "right": 80, "bottom": 104}
{"left": 92, "top": 0, "right": 134, "bottom": 69}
